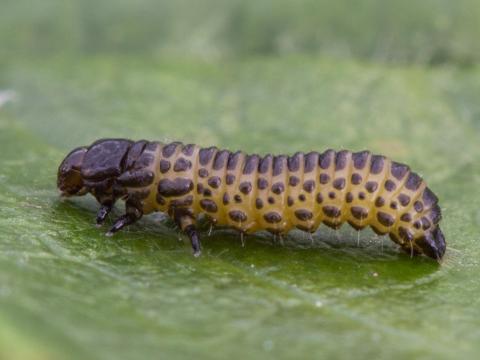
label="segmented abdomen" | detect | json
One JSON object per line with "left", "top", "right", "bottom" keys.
{"left": 153, "top": 142, "right": 441, "bottom": 249}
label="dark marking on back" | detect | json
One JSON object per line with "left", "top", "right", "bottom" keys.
{"left": 199, "top": 147, "right": 216, "bottom": 166}
{"left": 256, "top": 198, "right": 264, "bottom": 209}
{"left": 259, "top": 154, "right": 272, "bottom": 174}
{"left": 304, "top": 152, "right": 318, "bottom": 173}
{"left": 414, "top": 201, "right": 424, "bottom": 213}
{"left": 227, "top": 151, "right": 242, "bottom": 170}
{"left": 272, "top": 182, "right": 285, "bottom": 194}
{"left": 400, "top": 213, "right": 412, "bottom": 222}
{"left": 298, "top": 194, "right": 306, "bottom": 201}
{"left": 384, "top": 180, "right": 396, "bottom": 192}
{"left": 328, "top": 192, "right": 336, "bottom": 199}
{"left": 289, "top": 176, "right": 300, "bottom": 186}
{"left": 268, "top": 196, "right": 275, "bottom": 204}
{"left": 391, "top": 162, "right": 409, "bottom": 180}
{"left": 158, "top": 178, "right": 193, "bottom": 197}
{"left": 303, "top": 180, "right": 315, "bottom": 193}
{"left": 200, "top": 199, "right": 218, "bottom": 213}
{"left": 160, "top": 160, "right": 171, "bottom": 174}
{"left": 229, "top": 210, "right": 247, "bottom": 222}
{"left": 117, "top": 169, "right": 154, "bottom": 187}
{"left": 351, "top": 206, "right": 368, "bottom": 220}
{"left": 239, "top": 181, "right": 252, "bottom": 194}
{"left": 226, "top": 174, "right": 236, "bottom": 185}
{"left": 223, "top": 193, "right": 230, "bottom": 205}
{"left": 264, "top": 212, "right": 282, "bottom": 223}
{"left": 422, "top": 188, "right": 438, "bottom": 207}
{"left": 273, "top": 155, "right": 286, "bottom": 176}
{"left": 208, "top": 176, "right": 221, "bottom": 189}
{"left": 243, "top": 154, "right": 259, "bottom": 174}
{"left": 162, "top": 142, "right": 179, "bottom": 158}
{"left": 287, "top": 196, "right": 294, "bottom": 206}
{"left": 234, "top": 194, "right": 242, "bottom": 203}
{"left": 346, "top": 192, "right": 353, "bottom": 203}
{"left": 365, "top": 181, "right": 378, "bottom": 193}
{"left": 351, "top": 173, "right": 362, "bottom": 185}
{"left": 287, "top": 152, "right": 302, "bottom": 172}
{"left": 319, "top": 149, "right": 335, "bottom": 169}
{"left": 358, "top": 192, "right": 366, "bottom": 200}
{"left": 257, "top": 178, "right": 268, "bottom": 190}
{"left": 375, "top": 197, "right": 385, "bottom": 207}
{"left": 352, "top": 151, "right": 369, "bottom": 170}
{"left": 125, "top": 140, "right": 147, "bottom": 169}
{"left": 198, "top": 168, "right": 208, "bottom": 178}
{"left": 335, "top": 150, "right": 349, "bottom": 171}
{"left": 170, "top": 195, "right": 194, "bottom": 208}
{"left": 323, "top": 206, "right": 341, "bottom": 218}
{"left": 295, "top": 209, "right": 313, "bottom": 221}
{"left": 316, "top": 193, "right": 323, "bottom": 204}
{"left": 319, "top": 173, "right": 330, "bottom": 184}
{"left": 333, "top": 178, "right": 346, "bottom": 190}
{"left": 377, "top": 212, "right": 395, "bottom": 227}
{"left": 370, "top": 155, "right": 385, "bottom": 174}
{"left": 398, "top": 194, "right": 410, "bottom": 206}
{"left": 173, "top": 158, "right": 192, "bottom": 172}
{"left": 405, "top": 172, "right": 422, "bottom": 191}
{"left": 213, "top": 150, "right": 230, "bottom": 171}
{"left": 182, "top": 144, "right": 195, "bottom": 156}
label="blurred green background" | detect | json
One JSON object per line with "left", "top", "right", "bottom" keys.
{"left": 1, "top": 0, "right": 480, "bottom": 359}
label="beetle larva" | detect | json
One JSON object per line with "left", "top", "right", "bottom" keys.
{"left": 57, "top": 139, "right": 446, "bottom": 260}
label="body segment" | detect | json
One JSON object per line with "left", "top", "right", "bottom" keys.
{"left": 57, "top": 139, "right": 446, "bottom": 260}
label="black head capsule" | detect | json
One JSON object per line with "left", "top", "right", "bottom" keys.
{"left": 57, "top": 146, "right": 88, "bottom": 196}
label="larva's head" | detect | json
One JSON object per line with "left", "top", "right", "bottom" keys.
{"left": 57, "top": 139, "right": 133, "bottom": 197}
{"left": 57, "top": 147, "right": 88, "bottom": 196}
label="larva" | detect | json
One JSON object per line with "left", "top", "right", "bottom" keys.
{"left": 57, "top": 138, "right": 446, "bottom": 260}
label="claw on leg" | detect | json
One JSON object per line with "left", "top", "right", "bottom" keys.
{"left": 105, "top": 200, "right": 142, "bottom": 236}
{"left": 96, "top": 204, "right": 112, "bottom": 227}
{"left": 185, "top": 224, "right": 201, "bottom": 257}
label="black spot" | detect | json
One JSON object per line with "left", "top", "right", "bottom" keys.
{"left": 257, "top": 178, "right": 268, "bottom": 190}
{"left": 145, "top": 141, "right": 159, "bottom": 151}
{"left": 243, "top": 154, "right": 259, "bottom": 174}
{"left": 174, "top": 157, "right": 192, "bottom": 172}
{"left": 170, "top": 195, "right": 194, "bottom": 208}
{"left": 319, "top": 149, "right": 335, "bottom": 169}
{"left": 198, "top": 168, "right": 209, "bottom": 178}
{"left": 390, "top": 201, "right": 398, "bottom": 210}
{"left": 256, "top": 198, "right": 264, "bottom": 209}
{"left": 273, "top": 155, "right": 286, "bottom": 176}
{"left": 398, "top": 194, "right": 410, "bottom": 206}
{"left": 351, "top": 173, "right": 362, "bottom": 185}
{"left": 421, "top": 217, "right": 431, "bottom": 230}
{"left": 429, "top": 205, "right": 442, "bottom": 224}
{"left": 375, "top": 197, "right": 385, "bottom": 207}
{"left": 226, "top": 174, "right": 236, "bottom": 185}
{"left": 332, "top": 178, "right": 346, "bottom": 190}
{"left": 136, "top": 153, "right": 154, "bottom": 168}
{"left": 125, "top": 140, "right": 148, "bottom": 169}
{"left": 272, "top": 182, "right": 285, "bottom": 194}
{"left": 199, "top": 147, "right": 216, "bottom": 165}
{"left": 227, "top": 151, "right": 242, "bottom": 170}
{"left": 295, "top": 209, "right": 313, "bottom": 221}
{"left": 208, "top": 176, "right": 221, "bottom": 189}
{"left": 400, "top": 213, "right": 412, "bottom": 222}
{"left": 352, "top": 151, "right": 369, "bottom": 169}
{"left": 234, "top": 194, "right": 242, "bottom": 203}
{"left": 384, "top": 179, "right": 396, "bottom": 191}
{"left": 200, "top": 199, "right": 218, "bottom": 213}
{"left": 377, "top": 212, "right": 395, "bottom": 227}
{"left": 303, "top": 180, "right": 315, "bottom": 193}
{"left": 162, "top": 142, "right": 179, "bottom": 158}
{"left": 117, "top": 169, "right": 154, "bottom": 187}
{"left": 196, "top": 183, "right": 204, "bottom": 194}
{"left": 370, "top": 155, "right": 385, "bottom": 174}
{"left": 365, "top": 181, "right": 378, "bottom": 193}
{"left": 264, "top": 212, "right": 282, "bottom": 223}
{"left": 323, "top": 206, "right": 341, "bottom": 218}
{"left": 239, "top": 181, "right": 252, "bottom": 194}
{"left": 319, "top": 173, "right": 330, "bottom": 184}
{"left": 335, "top": 150, "right": 349, "bottom": 171}
{"left": 414, "top": 221, "right": 421, "bottom": 229}
{"left": 414, "top": 201, "right": 424, "bottom": 213}
{"left": 391, "top": 161, "right": 409, "bottom": 180}
{"left": 287, "top": 196, "right": 294, "bottom": 206}
{"left": 258, "top": 154, "right": 272, "bottom": 174}
{"left": 268, "top": 196, "right": 275, "bottom": 204}
{"left": 213, "top": 150, "right": 230, "bottom": 170}
{"left": 289, "top": 176, "right": 300, "bottom": 186}
{"left": 304, "top": 152, "right": 318, "bottom": 173}
{"left": 316, "top": 193, "right": 323, "bottom": 204}
{"left": 287, "top": 152, "right": 302, "bottom": 172}
{"left": 350, "top": 206, "right": 368, "bottom": 220}
{"left": 159, "top": 160, "right": 171, "bottom": 173}
{"left": 422, "top": 188, "right": 438, "bottom": 207}
{"left": 203, "top": 188, "right": 212, "bottom": 197}
{"left": 405, "top": 172, "right": 423, "bottom": 191}
{"left": 158, "top": 178, "right": 193, "bottom": 197}
{"left": 298, "top": 194, "right": 306, "bottom": 202}
{"left": 358, "top": 192, "right": 366, "bottom": 200}
{"left": 182, "top": 144, "right": 195, "bottom": 156}
{"left": 346, "top": 192, "right": 353, "bottom": 203}
{"left": 223, "top": 193, "right": 230, "bottom": 205}
{"left": 229, "top": 210, "right": 247, "bottom": 222}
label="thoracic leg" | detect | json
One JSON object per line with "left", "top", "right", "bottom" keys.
{"left": 96, "top": 202, "right": 113, "bottom": 226}
{"left": 106, "top": 200, "right": 142, "bottom": 236}
{"left": 173, "top": 209, "right": 201, "bottom": 257}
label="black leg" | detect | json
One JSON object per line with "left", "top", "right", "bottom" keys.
{"left": 184, "top": 224, "right": 201, "bottom": 257}
{"left": 96, "top": 203, "right": 112, "bottom": 227}
{"left": 105, "top": 201, "right": 142, "bottom": 236}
